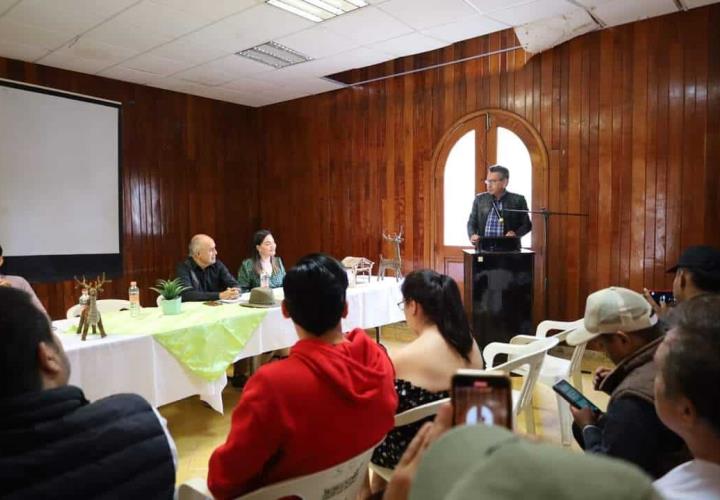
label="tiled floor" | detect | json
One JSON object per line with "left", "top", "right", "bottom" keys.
{"left": 159, "top": 325, "right": 611, "bottom": 486}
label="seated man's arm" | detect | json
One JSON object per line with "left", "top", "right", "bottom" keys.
{"left": 582, "top": 397, "right": 662, "bottom": 476}
{"left": 218, "top": 261, "right": 240, "bottom": 290}
{"left": 175, "top": 261, "right": 220, "bottom": 301}
{"left": 208, "top": 373, "right": 285, "bottom": 499}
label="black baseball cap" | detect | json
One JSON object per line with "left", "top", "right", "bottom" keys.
{"left": 667, "top": 246, "right": 720, "bottom": 275}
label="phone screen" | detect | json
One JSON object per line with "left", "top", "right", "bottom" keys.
{"left": 649, "top": 290, "right": 675, "bottom": 306}
{"left": 452, "top": 373, "right": 512, "bottom": 428}
{"left": 552, "top": 380, "right": 601, "bottom": 413}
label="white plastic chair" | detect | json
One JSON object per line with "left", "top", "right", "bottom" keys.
{"left": 66, "top": 299, "right": 131, "bottom": 319}
{"left": 369, "top": 397, "right": 451, "bottom": 481}
{"left": 178, "top": 443, "right": 377, "bottom": 500}
{"left": 483, "top": 336, "right": 559, "bottom": 434}
{"left": 508, "top": 319, "right": 588, "bottom": 445}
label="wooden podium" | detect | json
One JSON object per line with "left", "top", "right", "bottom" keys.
{"left": 463, "top": 246, "right": 534, "bottom": 350}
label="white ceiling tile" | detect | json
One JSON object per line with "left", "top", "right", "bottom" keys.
{"left": 150, "top": 0, "right": 260, "bottom": 21}
{"left": 516, "top": 7, "right": 596, "bottom": 53}
{"left": 222, "top": 76, "right": 284, "bottom": 93}
{"left": 217, "top": 4, "right": 315, "bottom": 49}
{"left": 368, "top": 32, "right": 447, "bottom": 56}
{"left": 0, "top": 18, "right": 71, "bottom": 51}
{"left": 84, "top": 18, "right": 173, "bottom": 52}
{"left": 180, "top": 20, "right": 247, "bottom": 53}
{"left": 175, "top": 64, "right": 236, "bottom": 86}
{"left": 261, "top": 86, "right": 310, "bottom": 101}
{"left": 111, "top": 0, "right": 211, "bottom": 39}
{"left": 4, "top": 0, "right": 138, "bottom": 36}
{"left": 421, "top": 15, "right": 508, "bottom": 43}
{"left": 0, "top": 39, "right": 49, "bottom": 62}
{"left": 37, "top": 52, "right": 110, "bottom": 73}
{"left": 0, "top": 0, "right": 19, "bottom": 12}
{"left": 203, "top": 54, "right": 272, "bottom": 77}
{"left": 683, "top": 0, "right": 720, "bottom": 7}
{"left": 99, "top": 65, "right": 165, "bottom": 84}
{"left": 157, "top": 77, "right": 212, "bottom": 94}
{"left": 488, "top": 0, "right": 580, "bottom": 26}
{"left": 466, "top": 0, "right": 531, "bottom": 14}
{"left": 149, "top": 39, "right": 230, "bottom": 64}
{"left": 378, "top": 0, "right": 478, "bottom": 30}
{"left": 46, "top": 38, "right": 137, "bottom": 68}
{"left": 243, "top": 65, "right": 310, "bottom": 86}
{"left": 288, "top": 76, "right": 346, "bottom": 94}
{"left": 322, "top": 6, "right": 413, "bottom": 44}
{"left": 121, "top": 53, "right": 195, "bottom": 75}
{"left": 276, "top": 26, "right": 361, "bottom": 59}
{"left": 588, "top": 0, "right": 678, "bottom": 27}
{"left": 231, "top": 93, "right": 277, "bottom": 107}
{"left": 291, "top": 46, "right": 395, "bottom": 76}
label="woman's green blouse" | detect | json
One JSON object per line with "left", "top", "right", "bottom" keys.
{"left": 237, "top": 257, "right": 285, "bottom": 290}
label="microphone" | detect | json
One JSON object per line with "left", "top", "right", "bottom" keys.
{"left": 492, "top": 201, "right": 504, "bottom": 224}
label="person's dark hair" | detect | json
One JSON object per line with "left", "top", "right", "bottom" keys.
{"left": 401, "top": 270, "right": 474, "bottom": 362}
{"left": 627, "top": 321, "right": 664, "bottom": 343}
{"left": 488, "top": 165, "right": 509, "bottom": 180}
{"left": 0, "top": 287, "right": 54, "bottom": 398}
{"left": 250, "top": 229, "right": 280, "bottom": 275}
{"left": 663, "top": 294, "right": 720, "bottom": 435}
{"left": 283, "top": 253, "right": 348, "bottom": 336}
{"left": 0, "top": 244, "right": 3, "bottom": 257}
{"left": 684, "top": 268, "right": 720, "bottom": 294}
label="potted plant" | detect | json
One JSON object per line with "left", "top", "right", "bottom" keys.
{"left": 150, "top": 278, "right": 191, "bottom": 315}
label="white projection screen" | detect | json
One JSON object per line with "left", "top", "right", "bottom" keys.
{"left": 0, "top": 79, "right": 122, "bottom": 281}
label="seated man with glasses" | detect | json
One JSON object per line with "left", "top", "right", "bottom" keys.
{"left": 466, "top": 165, "right": 532, "bottom": 245}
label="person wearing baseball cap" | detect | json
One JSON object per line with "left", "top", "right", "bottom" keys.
{"left": 644, "top": 245, "right": 720, "bottom": 316}
{"left": 566, "top": 287, "right": 689, "bottom": 479}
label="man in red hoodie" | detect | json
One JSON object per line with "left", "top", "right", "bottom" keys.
{"left": 208, "top": 253, "right": 398, "bottom": 499}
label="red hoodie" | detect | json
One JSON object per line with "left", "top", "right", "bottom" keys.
{"left": 207, "top": 328, "right": 397, "bottom": 499}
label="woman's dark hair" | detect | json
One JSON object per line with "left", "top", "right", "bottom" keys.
{"left": 250, "top": 229, "right": 280, "bottom": 275}
{"left": 283, "top": 253, "right": 348, "bottom": 336}
{"left": 401, "top": 269, "right": 474, "bottom": 362}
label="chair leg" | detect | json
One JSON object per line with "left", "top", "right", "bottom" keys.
{"left": 556, "top": 393, "right": 573, "bottom": 446}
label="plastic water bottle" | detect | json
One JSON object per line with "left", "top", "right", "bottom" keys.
{"left": 129, "top": 281, "right": 140, "bottom": 317}
{"left": 260, "top": 272, "right": 270, "bottom": 288}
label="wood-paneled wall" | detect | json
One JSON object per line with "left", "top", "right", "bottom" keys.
{"left": 258, "top": 5, "right": 720, "bottom": 321}
{"left": 0, "top": 58, "right": 260, "bottom": 319}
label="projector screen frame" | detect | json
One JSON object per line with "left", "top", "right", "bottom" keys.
{"left": 0, "top": 78, "right": 124, "bottom": 283}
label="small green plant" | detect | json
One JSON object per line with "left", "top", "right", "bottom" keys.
{"left": 150, "top": 278, "right": 192, "bottom": 300}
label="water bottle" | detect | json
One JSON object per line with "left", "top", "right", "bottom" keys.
{"left": 260, "top": 272, "right": 270, "bottom": 288}
{"left": 129, "top": 281, "right": 140, "bottom": 317}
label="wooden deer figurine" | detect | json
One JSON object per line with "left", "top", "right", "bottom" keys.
{"left": 75, "top": 274, "right": 111, "bottom": 341}
{"left": 378, "top": 227, "right": 404, "bottom": 281}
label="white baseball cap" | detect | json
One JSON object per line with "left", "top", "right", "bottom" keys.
{"left": 566, "top": 287, "right": 658, "bottom": 346}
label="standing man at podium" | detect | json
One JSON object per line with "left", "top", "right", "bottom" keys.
{"left": 467, "top": 165, "right": 532, "bottom": 245}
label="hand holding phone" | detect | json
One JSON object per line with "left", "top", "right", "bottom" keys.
{"left": 552, "top": 379, "right": 601, "bottom": 414}
{"left": 452, "top": 370, "right": 512, "bottom": 429}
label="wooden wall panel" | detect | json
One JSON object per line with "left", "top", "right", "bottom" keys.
{"left": 0, "top": 59, "right": 259, "bottom": 319}
{"left": 258, "top": 6, "right": 720, "bottom": 321}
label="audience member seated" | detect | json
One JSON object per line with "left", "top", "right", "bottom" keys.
{"left": 0, "top": 243, "right": 47, "bottom": 316}
{"left": 0, "top": 287, "right": 176, "bottom": 499}
{"left": 566, "top": 286, "right": 689, "bottom": 478}
{"left": 653, "top": 294, "right": 720, "bottom": 499}
{"left": 207, "top": 253, "right": 397, "bottom": 499}
{"left": 176, "top": 234, "right": 240, "bottom": 302}
{"left": 382, "top": 403, "right": 655, "bottom": 500}
{"left": 644, "top": 245, "right": 720, "bottom": 317}
{"left": 237, "top": 229, "right": 286, "bottom": 291}
{"left": 370, "top": 270, "right": 483, "bottom": 490}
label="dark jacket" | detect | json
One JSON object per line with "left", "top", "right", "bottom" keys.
{"left": 0, "top": 385, "right": 175, "bottom": 499}
{"left": 575, "top": 338, "right": 690, "bottom": 479}
{"left": 176, "top": 257, "right": 240, "bottom": 302}
{"left": 467, "top": 191, "right": 532, "bottom": 239}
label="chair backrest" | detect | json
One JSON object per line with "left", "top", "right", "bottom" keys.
{"left": 537, "top": 318, "right": 587, "bottom": 379}
{"left": 66, "top": 299, "right": 131, "bottom": 319}
{"left": 485, "top": 337, "right": 559, "bottom": 414}
{"left": 178, "top": 443, "right": 377, "bottom": 500}
{"left": 395, "top": 397, "right": 450, "bottom": 427}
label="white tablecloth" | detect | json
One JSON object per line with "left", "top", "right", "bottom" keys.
{"left": 55, "top": 277, "right": 403, "bottom": 413}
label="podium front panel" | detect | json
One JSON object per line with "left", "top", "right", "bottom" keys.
{"left": 464, "top": 250, "right": 534, "bottom": 350}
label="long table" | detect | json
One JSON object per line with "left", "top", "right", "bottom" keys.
{"left": 54, "top": 277, "right": 403, "bottom": 413}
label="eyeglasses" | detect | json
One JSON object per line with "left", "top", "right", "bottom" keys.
{"left": 397, "top": 299, "right": 406, "bottom": 311}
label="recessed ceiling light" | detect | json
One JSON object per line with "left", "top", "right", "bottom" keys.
{"left": 236, "top": 41, "right": 313, "bottom": 69}
{"left": 266, "top": 0, "right": 368, "bottom": 23}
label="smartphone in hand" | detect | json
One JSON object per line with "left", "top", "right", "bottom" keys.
{"left": 452, "top": 370, "right": 512, "bottom": 428}
{"left": 552, "top": 379, "right": 602, "bottom": 413}
{"left": 649, "top": 290, "right": 675, "bottom": 306}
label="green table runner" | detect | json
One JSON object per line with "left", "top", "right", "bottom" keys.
{"left": 65, "top": 302, "right": 269, "bottom": 381}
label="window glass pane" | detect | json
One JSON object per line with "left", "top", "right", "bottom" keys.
{"left": 444, "top": 130, "right": 475, "bottom": 246}
{"left": 497, "top": 127, "right": 532, "bottom": 248}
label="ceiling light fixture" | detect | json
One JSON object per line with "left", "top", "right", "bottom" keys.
{"left": 266, "top": 0, "right": 368, "bottom": 23}
{"left": 236, "top": 41, "right": 313, "bottom": 69}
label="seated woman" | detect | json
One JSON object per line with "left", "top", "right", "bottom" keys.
{"left": 370, "top": 269, "right": 483, "bottom": 489}
{"left": 237, "top": 229, "right": 286, "bottom": 291}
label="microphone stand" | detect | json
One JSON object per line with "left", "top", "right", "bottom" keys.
{"left": 503, "top": 208, "right": 588, "bottom": 319}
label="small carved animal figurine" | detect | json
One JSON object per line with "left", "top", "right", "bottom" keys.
{"left": 378, "top": 227, "right": 404, "bottom": 281}
{"left": 74, "top": 274, "right": 111, "bottom": 341}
